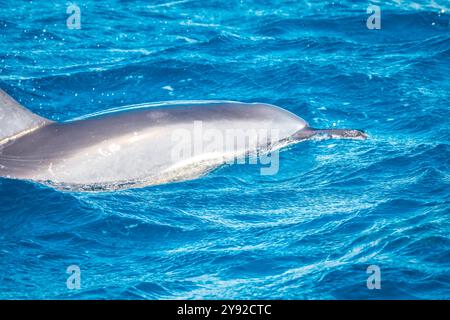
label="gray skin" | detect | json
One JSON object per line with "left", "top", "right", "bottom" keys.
{"left": 0, "top": 93, "right": 366, "bottom": 191}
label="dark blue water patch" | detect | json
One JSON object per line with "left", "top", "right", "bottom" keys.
{"left": 128, "top": 281, "right": 172, "bottom": 299}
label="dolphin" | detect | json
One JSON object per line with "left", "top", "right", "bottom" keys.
{"left": 0, "top": 89, "right": 366, "bottom": 191}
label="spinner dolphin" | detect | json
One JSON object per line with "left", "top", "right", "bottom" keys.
{"left": 0, "top": 89, "right": 366, "bottom": 191}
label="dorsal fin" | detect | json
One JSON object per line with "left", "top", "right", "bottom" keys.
{"left": 0, "top": 89, "right": 52, "bottom": 144}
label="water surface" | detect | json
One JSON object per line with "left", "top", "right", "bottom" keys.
{"left": 0, "top": 0, "right": 449, "bottom": 299}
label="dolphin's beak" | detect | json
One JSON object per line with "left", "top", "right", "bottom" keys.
{"left": 302, "top": 128, "right": 368, "bottom": 140}
{"left": 346, "top": 129, "right": 368, "bottom": 140}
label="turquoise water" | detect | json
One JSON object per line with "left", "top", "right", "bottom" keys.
{"left": 0, "top": 0, "right": 449, "bottom": 299}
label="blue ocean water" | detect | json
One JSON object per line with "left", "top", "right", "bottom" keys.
{"left": 0, "top": 0, "right": 449, "bottom": 299}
